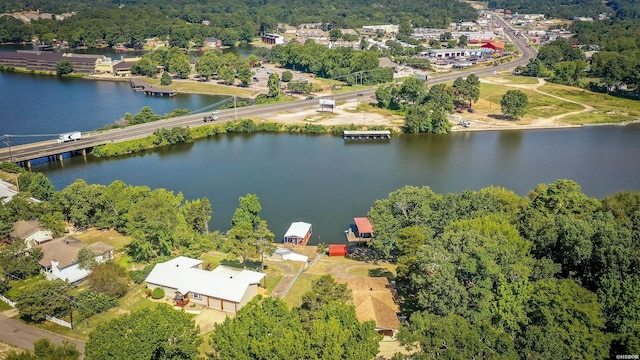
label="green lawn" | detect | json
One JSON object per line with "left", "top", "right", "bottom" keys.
{"left": 144, "top": 77, "right": 258, "bottom": 98}
{"left": 74, "top": 229, "right": 130, "bottom": 251}
{"left": 539, "top": 83, "right": 640, "bottom": 123}
{"left": 282, "top": 272, "right": 323, "bottom": 308}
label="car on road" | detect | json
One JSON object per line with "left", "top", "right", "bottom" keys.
{"left": 306, "top": 96, "right": 315, "bottom": 100}
{"left": 357, "top": 93, "right": 363, "bottom": 96}
{"left": 468, "top": 108, "right": 475, "bottom": 113}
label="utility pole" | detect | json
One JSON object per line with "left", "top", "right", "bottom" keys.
{"left": 234, "top": 96, "right": 238, "bottom": 120}
{"left": 67, "top": 296, "right": 74, "bottom": 330}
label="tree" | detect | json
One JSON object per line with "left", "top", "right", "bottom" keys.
{"left": 396, "top": 313, "right": 518, "bottom": 359}
{"left": 299, "top": 274, "right": 352, "bottom": 318}
{"left": 516, "top": 279, "right": 610, "bottom": 359}
{"left": 56, "top": 61, "right": 73, "bottom": 76}
{"left": 254, "top": 220, "right": 275, "bottom": 272}
{"left": 160, "top": 71, "right": 172, "bottom": 85}
{"left": 227, "top": 223, "right": 257, "bottom": 268}
{"left": 216, "top": 65, "right": 234, "bottom": 85}
{"left": 195, "top": 52, "right": 220, "bottom": 79}
{"left": 398, "top": 77, "right": 426, "bottom": 105}
{"left": 131, "top": 57, "right": 156, "bottom": 77}
{"left": 210, "top": 298, "right": 310, "bottom": 360}
{"left": 500, "top": 90, "right": 528, "bottom": 119}
{"left": 281, "top": 70, "right": 293, "bottom": 82}
{"left": 329, "top": 29, "right": 343, "bottom": 41}
{"left": 18, "top": 172, "right": 54, "bottom": 201}
{"left": 168, "top": 53, "right": 190, "bottom": 79}
{"left": 0, "top": 238, "right": 43, "bottom": 280}
{"left": 15, "top": 280, "right": 70, "bottom": 323}
{"left": 6, "top": 339, "right": 80, "bottom": 360}
{"left": 458, "top": 34, "right": 469, "bottom": 47}
{"left": 465, "top": 73, "right": 480, "bottom": 108}
{"left": 231, "top": 194, "right": 262, "bottom": 229}
{"left": 76, "top": 247, "right": 99, "bottom": 270}
{"left": 267, "top": 72, "right": 280, "bottom": 98}
{"left": 236, "top": 58, "right": 253, "bottom": 85}
{"left": 85, "top": 304, "right": 201, "bottom": 360}
{"left": 86, "top": 261, "right": 129, "bottom": 298}
{"left": 183, "top": 198, "right": 212, "bottom": 234}
{"left": 74, "top": 290, "right": 118, "bottom": 317}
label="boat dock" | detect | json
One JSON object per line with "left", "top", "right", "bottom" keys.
{"left": 130, "top": 79, "right": 177, "bottom": 97}
{"left": 343, "top": 130, "right": 391, "bottom": 140}
{"left": 345, "top": 217, "right": 374, "bottom": 243}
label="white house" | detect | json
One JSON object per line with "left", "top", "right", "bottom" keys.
{"left": 145, "top": 256, "right": 265, "bottom": 313}
{"left": 38, "top": 236, "right": 114, "bottom": 284}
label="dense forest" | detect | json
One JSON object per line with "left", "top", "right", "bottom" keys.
{"left": 0, "top": 0, "right": 477, "bottom": 45}
{"left": 367, "top": 180, "right": 640, "bottom": 358}
{"left": 1, "top": 160, "right": 639, "bottom": 358}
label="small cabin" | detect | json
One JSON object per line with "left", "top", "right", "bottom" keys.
{"left": 283, "top": 222, "right": 312, "bottom": 245}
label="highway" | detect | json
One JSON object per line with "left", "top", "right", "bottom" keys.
{"left": 0, "top": 13, "right": 535, "bottom": 164}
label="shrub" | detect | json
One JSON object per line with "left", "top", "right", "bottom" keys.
{"left": 151, "top": 287, "right": 165, "bottom": 299}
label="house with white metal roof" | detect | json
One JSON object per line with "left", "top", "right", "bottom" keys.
{"left": 144, "top": 256, "right": 265, "bottom": 313}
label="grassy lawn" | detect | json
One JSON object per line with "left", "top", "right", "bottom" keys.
{"left": 539, "top": 83, "right": 640, "bottom": 123}
{"left": 199, "top": 251, "right": 229, "bottom": 269}
{"left": 478, "top": 83, "right": 583, "bottom": 120}
{"left": 347, "top": 263, "right": 397, "bottom": 281}
{"left": 483, "top": 75, "right": 541, "bottom": 85}
{"left": 74, "top": 229, "right": 130, "bottom": 251}
{"left": 144, "top": 77, "right": 258, "bottom": 98}
{"left": 282, "top": 272, "right": 323, "bottom": 308}
{"left": 0, "top": 300, "right": 13, "bottom": 312}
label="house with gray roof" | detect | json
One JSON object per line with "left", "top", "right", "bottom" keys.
{"left": 145, "top": 256, "right": 265, "bottom": 313}
{"left": 38, "top": 236, "right": 114, "bottom": 284}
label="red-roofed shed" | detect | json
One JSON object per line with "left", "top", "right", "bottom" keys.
{"left": 328, "top": 244, "right": 347, "bottom": 257}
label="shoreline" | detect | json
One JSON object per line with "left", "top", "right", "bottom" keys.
{"left": 4, "top": 70, "right": 639, "bottom": 134}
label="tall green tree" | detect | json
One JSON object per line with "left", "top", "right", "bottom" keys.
{"left": 56, "top": 61, "right": 73, "bottom": 76}
{"left": 86, "top": 304, "right": 202, "bottom": 360}
{"left": 0, "top": 238, "right": 43, "bottom": 280}
{"left": 500, "top": 90, "right": 528, "bottom": 119}
{"left": 15, "top": 280, "right": 71, "bottom": 323}
{"left": 267, "top": 72, "right": 280, "bottom": 98}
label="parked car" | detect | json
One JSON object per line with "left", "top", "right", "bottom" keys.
{"left": 306, "top": 96, "right": 315, "bottom": 100}
{"left": 468, "top": 108, "right": 475, "bottom": 113}
{"left": 357, "top": 93, "right": 363, "bottom": 96}
{"left": 456, "top": 108, "right": 464, "bottom": 113}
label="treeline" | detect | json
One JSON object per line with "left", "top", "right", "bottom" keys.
{"left": 518, "top": 38, "right": 640, "bottom": 95}
{"left": 0, "top": 0, "right": 477, "bottom": 46}
{"left": 375, "top": 75, "right": 481, "bottom": 133}
{"left": 366, "top": 180, "right": 640, "bottom": 358}
{"left": 258, "top": 42, "right": 393, "bottom": 85}
{"left": 91, "top": 117, "right": 395, "bottom": 158}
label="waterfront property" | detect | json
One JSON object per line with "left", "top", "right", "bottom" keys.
{"left": 346, "top": 217, "right": 374, "bottom": 243}
{"left": 144, "top": 256, "right": 265, "bottom": 312}
{"left": 0, "top": 50, "right": 105, "bottom": 73}
{"left": 283, "top": 222, "right": 313, "bottom": 245}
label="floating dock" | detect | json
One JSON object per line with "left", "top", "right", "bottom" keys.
{"left": 343, "top": 130, "right": 391, "bottom": 140}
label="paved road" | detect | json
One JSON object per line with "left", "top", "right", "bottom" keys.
{"left": 0, "top": 13, "right": 535, "bottom": 164}
{"left": 0, "top": 314, "right": 86, "bottom": 356}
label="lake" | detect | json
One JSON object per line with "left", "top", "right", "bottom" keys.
{"left": 2, "top": 58, "right": 639, "bottom": 244}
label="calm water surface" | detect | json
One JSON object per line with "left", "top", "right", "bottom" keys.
{"left": 2, "top": 47, "right": 639, "bottom": 244}
{"left": 33, "top": 128, "right": 640, "bottom": 244}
